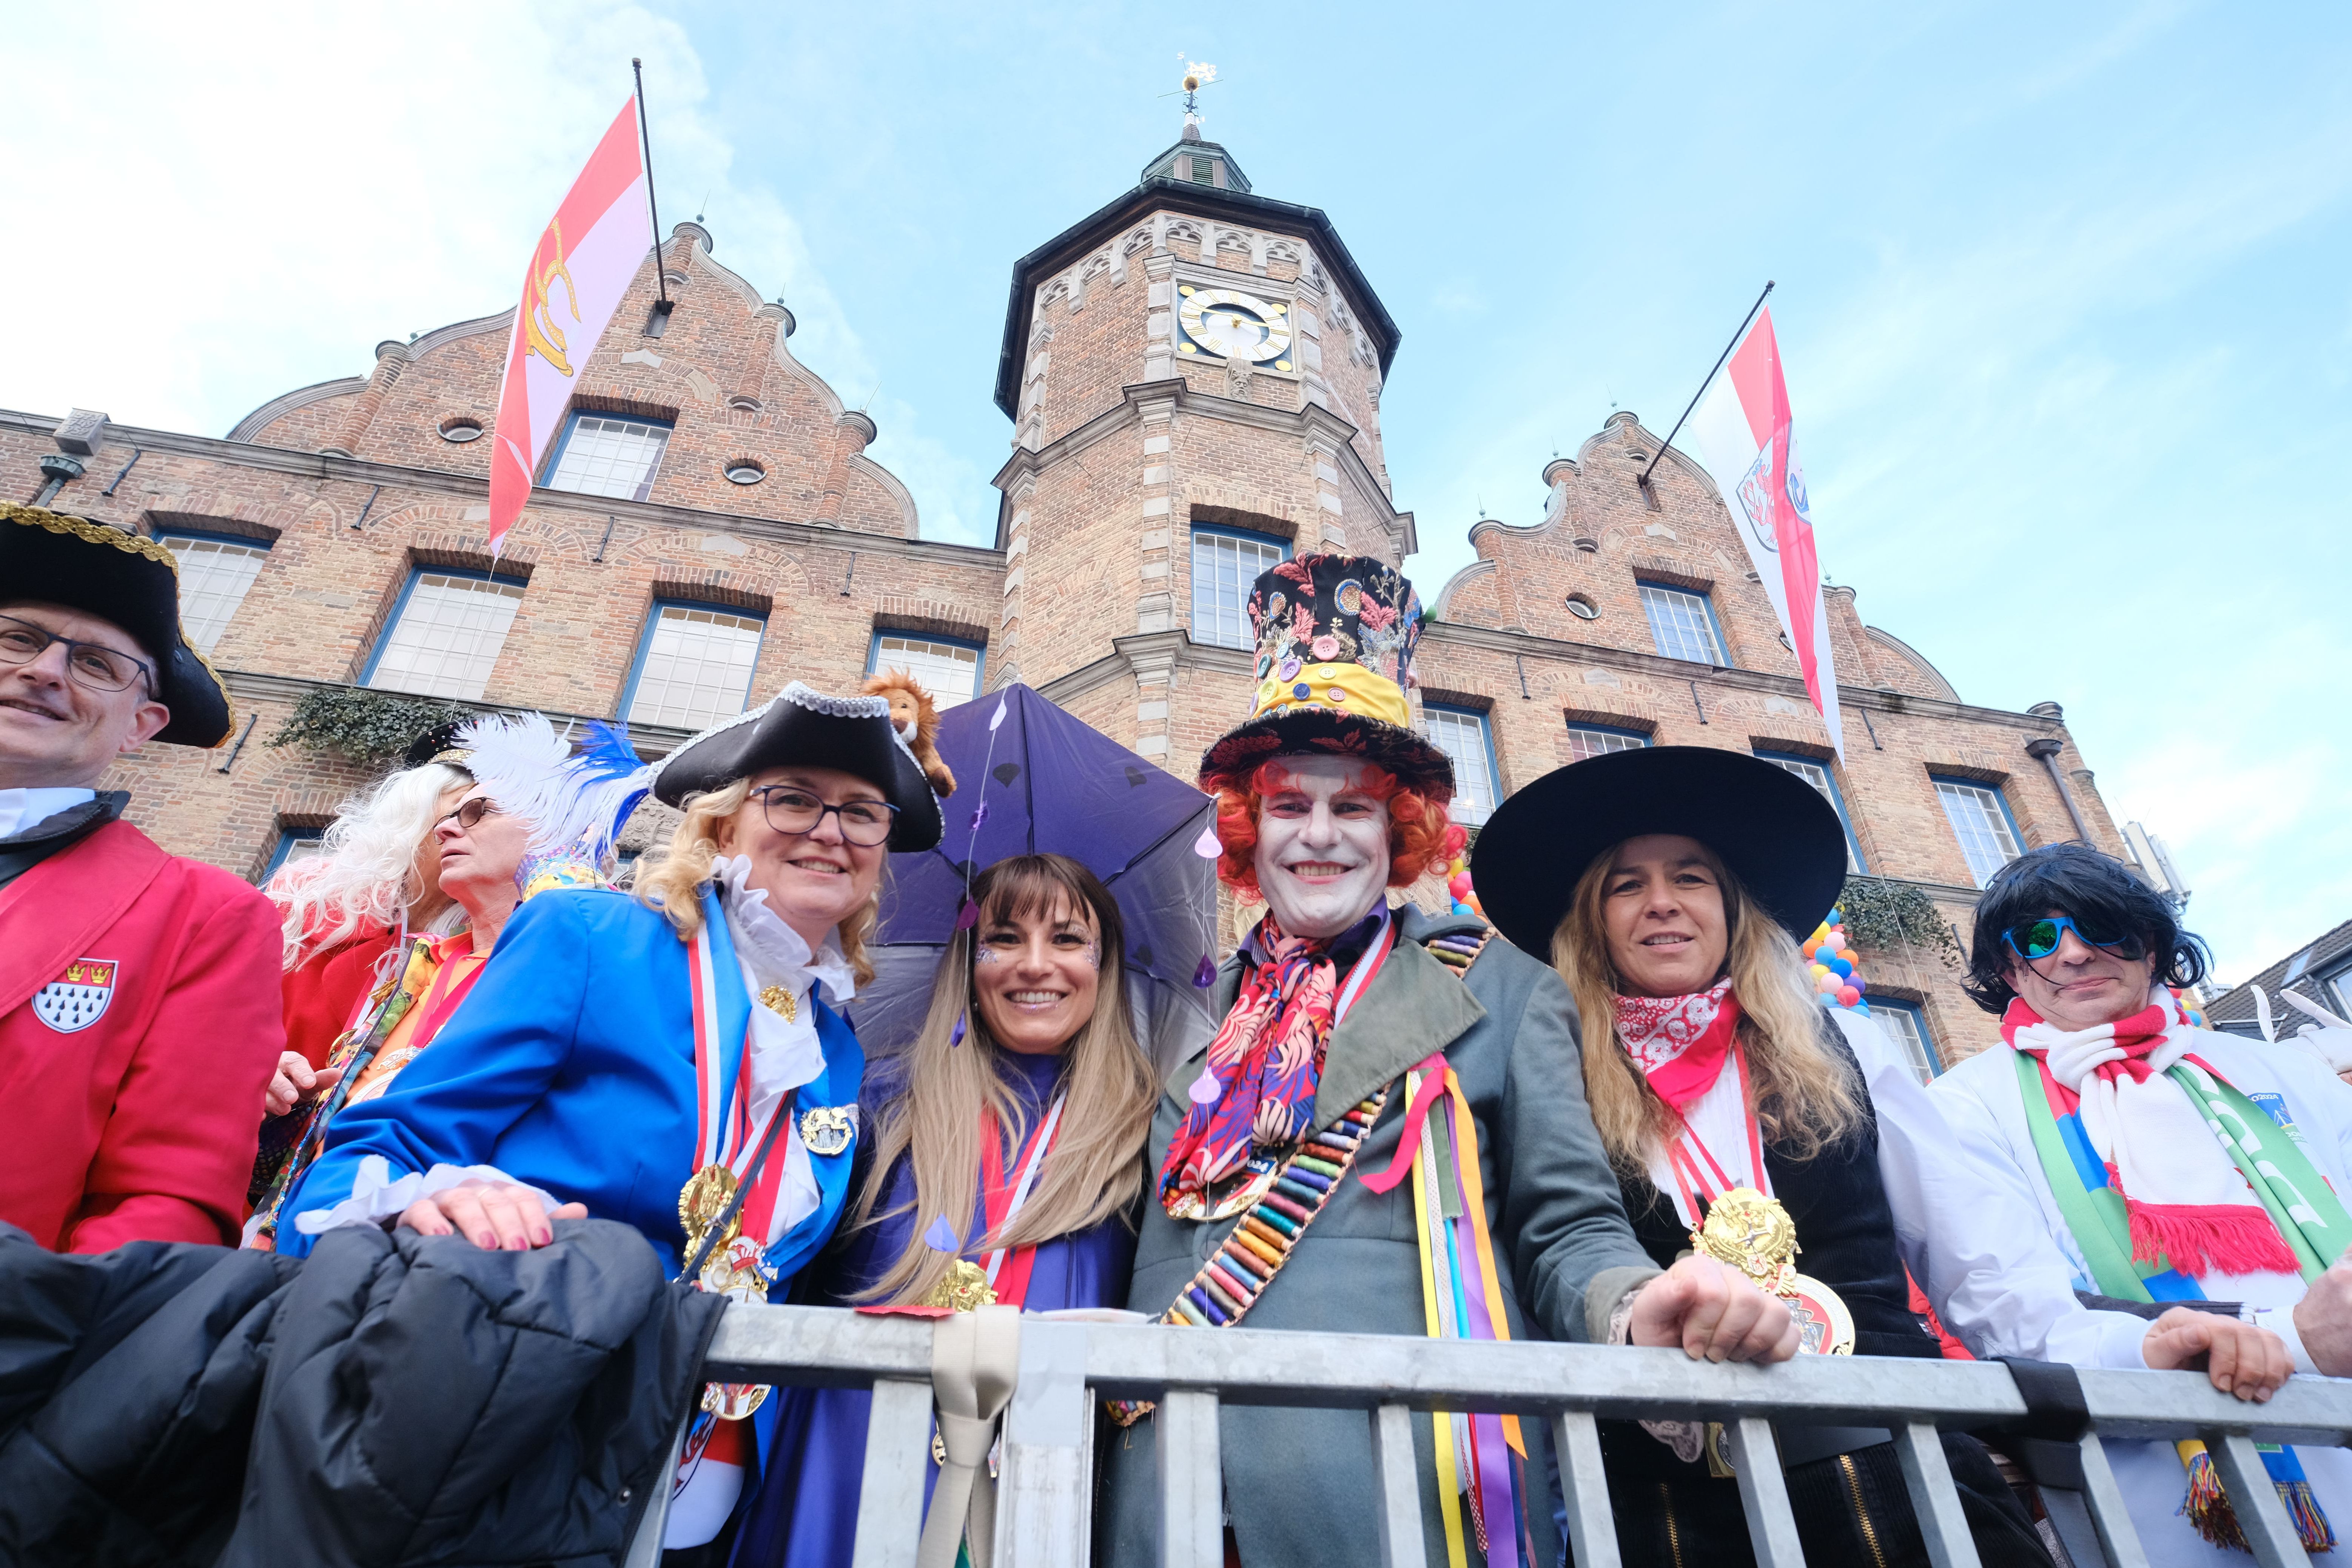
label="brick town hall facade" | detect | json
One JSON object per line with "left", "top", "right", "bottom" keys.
{"left": 2, "top": 128, "right": 2149, "bottom": 1066}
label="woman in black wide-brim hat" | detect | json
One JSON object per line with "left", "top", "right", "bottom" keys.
{"left": 1473, "top": 746, "right": 2052, "bottom": 1568}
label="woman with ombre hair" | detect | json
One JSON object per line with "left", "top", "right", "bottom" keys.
{"left": 733, "top": 852, "right": 1157, "bottom": 1565}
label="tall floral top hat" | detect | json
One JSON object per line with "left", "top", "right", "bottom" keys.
{"left": 1198, "top": 552, "right": 1453, "bottom": 800}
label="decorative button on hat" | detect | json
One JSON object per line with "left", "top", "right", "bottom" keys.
{"left": 0, "top": 501, "right": 236, "bottom": 748}
{"left": 1198, "top": 553, "right": 1452, "bottom": 800}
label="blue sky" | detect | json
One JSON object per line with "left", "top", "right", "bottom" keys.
{"left": 2, "top": 2, "right": 2346, "bottom": 982}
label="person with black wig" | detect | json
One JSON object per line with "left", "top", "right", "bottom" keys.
{"left": 1934, "top": 842, "right": 2352, "bottom": 1563}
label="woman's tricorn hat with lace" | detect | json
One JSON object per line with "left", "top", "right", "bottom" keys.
{"left": 1198, "top": 552, "right": 1453, "bottom": 801}
{"left": 651, "top": 681, "right": 944, "bottom": 853}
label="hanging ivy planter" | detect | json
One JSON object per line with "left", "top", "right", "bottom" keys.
{"left": 268, "top": 687, "right": 474, "bottom": 765}
{"left": 1837, "top": 875, "right": 1965, "bottom": 970}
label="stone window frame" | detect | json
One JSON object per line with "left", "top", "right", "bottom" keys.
{"left": 1634, "top": 578, "right": 1730, "bottom": 668}
{"left": 867, "top": 628, "right": 986, "bottom": 710}
{"left": 621, "top": 597, "right": 771, "bottom": 732}
{"left": 1930, "top": 773, "right": 2027, "bottom": 889}
{"left": 1752, "top": 744, "right": 1868, "bottom": 876}
{"left": 1421, "top": 702, "right": 1501, "bottom": 826}
{"left": 1189, "top": 521, "right": 1289, "bottom": 651}
{"left": 358, "top": 560, "right": 530, "bottom": 700}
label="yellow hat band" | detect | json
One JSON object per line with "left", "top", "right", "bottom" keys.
{"left": 1248, "top": 660, "right": 1411, "bottom": 729}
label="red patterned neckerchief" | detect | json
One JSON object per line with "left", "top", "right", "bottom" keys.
{"left": 1156, "top": 910, "right": 1391, "bottom": 1221}
{"left": 1615, "top": 979, "right": 1742, "bottom": 1112}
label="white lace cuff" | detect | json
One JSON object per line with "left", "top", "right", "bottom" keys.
{"left": 290, "top": 1155, "right": 562, "bottom": 1236}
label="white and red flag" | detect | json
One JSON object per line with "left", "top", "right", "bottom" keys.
{"left": 1686, "top": 307, "right": 1845, "bottom": 759}
{"left": 485, "top": 99, "right": 653, "bottom": 557}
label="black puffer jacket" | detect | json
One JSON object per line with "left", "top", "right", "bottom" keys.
{"left": 0, "top": 1218, "right": 724, "bottom": 1567}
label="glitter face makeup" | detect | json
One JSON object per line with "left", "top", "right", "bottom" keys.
{"left": 970, "top": 898, "right": 1102, "bottom": 1057}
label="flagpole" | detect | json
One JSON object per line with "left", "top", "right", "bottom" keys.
{"left": 1640, "top": 280, "right": 1774, "bottom": 487}
{"left": 631, "top": 58, "right": 671, "bottom": 313}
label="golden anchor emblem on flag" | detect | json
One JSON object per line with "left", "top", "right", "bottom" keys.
{"left": 522, "top": 219, "right": 581, "bottom": 377}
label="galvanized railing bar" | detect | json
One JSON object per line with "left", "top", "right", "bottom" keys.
{"left": 851, "top": 1377, "right": 936, "bottom": 1568}
{"left": 2071, "top": 1431, "right": 2152, "bottom": 1568}
{"left": 1726, "top": 1417, "right": 1805, "bottom": 1567}
{"left": 1552, "top": 1411, "right": 1620, "bottom": 1568}
{"left": 703, "top": 1305, "right": 2352, "bottom": 1437}
{"left": 1158, "top": 1389, "right": 1224, "bottom": 1568}
{"left": 1370, "top": 1403, "right": 1428, "bottom": 1568}
{"left": 2208, "top": 1431, "right": 2312, "bottom": 1568}
{"left": 702, "top": 1303, "right": 934, "bottom": 1386}
{"left": 1894, "top": 1420, "right": 1981, "bottom": 1568}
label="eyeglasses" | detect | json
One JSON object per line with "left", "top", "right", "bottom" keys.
{"left": 750, "top": 785, "right": 898, "bottom": 847}
{"left": 0, "top": 612, "right": 156, "bottom": 696}
{"left": 2002, "top": 914, "right": 2140, "bottom": 961}
{"left": 435, "top": 798, "right": 501, "bottom": 833}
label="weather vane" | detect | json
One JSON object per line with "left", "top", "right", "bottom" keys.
{"left": 1170, "top": 55, "right": 1220, "bottom": 130}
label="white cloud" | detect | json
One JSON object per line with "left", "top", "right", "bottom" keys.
{"left": 0, "top": 0, "right": 986, "bottom": 540}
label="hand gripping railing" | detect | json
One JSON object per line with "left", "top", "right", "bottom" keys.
{"left": 626, "top": 1303, "right": 2352, "bottom": 1568}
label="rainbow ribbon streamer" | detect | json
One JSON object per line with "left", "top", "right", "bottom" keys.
{"left": 1404, "top": 1055, "right": 1530, "bottom": 1568}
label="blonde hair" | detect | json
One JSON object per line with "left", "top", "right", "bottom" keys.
{"left": 849, "top": 854, "right": 1157, "bottom": 1306}
{"left": 267, "top": 761, "right": 471, "bottom": 970}
{"left": 1551, "top": 838, "right": 1863, "bottom": 1175}
{"left": 631, "top": 777, "right": 880, "bottom": 987}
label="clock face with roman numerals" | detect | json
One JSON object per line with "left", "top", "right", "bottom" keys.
{"left": 1176, "top": 285, "right": 1295, "bottom": 370}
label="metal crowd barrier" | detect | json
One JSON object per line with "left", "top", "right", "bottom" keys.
{"left": 626, "top": 1303, "right": 2352, "bottom": 1568}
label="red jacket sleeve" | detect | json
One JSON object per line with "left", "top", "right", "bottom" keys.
{"left": 67, "top": 870, "right": 289, "bottom": 1252}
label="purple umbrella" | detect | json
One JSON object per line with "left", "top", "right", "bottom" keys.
{"left": 859, "top": 684, "right": 1219, "bottom": 1075}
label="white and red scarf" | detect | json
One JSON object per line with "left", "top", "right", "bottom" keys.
{"left": 1616, "top": 980, "right": 1743, "bottom": 1112}
{"left": 2004, "top": 993, "right": 2297, "bottom": 1278}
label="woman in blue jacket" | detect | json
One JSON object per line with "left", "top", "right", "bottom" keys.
{"left": 277, "top": 681, "right": 942, "bottom": 1547}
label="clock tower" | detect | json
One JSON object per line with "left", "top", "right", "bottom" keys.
{"left": 989, "top": 123, "right": 1414, "bottom": 774}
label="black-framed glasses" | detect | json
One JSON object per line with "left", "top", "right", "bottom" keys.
{"left": 0, "top": 612, "right": 156, "bottom": 696}
{"left": 435, "top": 798, "right": 501, "bottom": 833}
{"left": 750, "top": 785, "right": 898, "bottom": 846}
{"left": 2003, "top": 914, "right": 2140, "bottom": 961}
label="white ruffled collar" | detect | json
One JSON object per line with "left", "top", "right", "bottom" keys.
{"left": 711, "top": 854, "right": 858, "bottom": 1007}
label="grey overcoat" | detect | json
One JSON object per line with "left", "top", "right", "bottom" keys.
{"left": 1102, "top": 905, "right": 1660, "bottom": 1566}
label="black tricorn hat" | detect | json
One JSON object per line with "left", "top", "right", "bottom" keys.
{"left": 1470, "top": 745, "right": 1849, "bottom": 956}
{"left": 401, "top": 720, "right": 476, "bottom": 772}
{"left": 0, "top": 502, "right": 236, "bottom": 748}
{"left": 651, "top": 682, "right": 943, "bottom": 853}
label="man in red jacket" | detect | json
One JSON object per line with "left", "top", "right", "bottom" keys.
{"left": 0, "top": 501, "right": 284, "bottom": 1251}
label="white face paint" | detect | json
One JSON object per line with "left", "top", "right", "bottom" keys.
{"left": 1252, "top": 755, "right": 1393, "bottom": 940}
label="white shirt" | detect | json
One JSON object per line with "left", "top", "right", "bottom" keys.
{"left": 1931, "top": 1020, "right": 2352, "bottom": 1567}
{"left": 0, "top": 786, "right": 94, "bottom": 839}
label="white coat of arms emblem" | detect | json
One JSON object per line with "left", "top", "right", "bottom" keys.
{"left": 33, "top": 957, "right": 117, "bottom": 1032}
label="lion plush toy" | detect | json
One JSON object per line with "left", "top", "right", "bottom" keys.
{"left": 862, "top": 668, "right": 956, "bottom": 798}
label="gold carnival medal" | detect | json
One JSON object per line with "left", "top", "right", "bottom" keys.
{"left": 1690, "top": 1186, "right": 1855, "bottom": 1357}
{"left": 677, "top": 1162, "right": 742, "bottom": 1261}
{"left": 921, "top": 1257, "right": 999, "bottom": 1314}
{"left": 759, "top": 983, "right": 797, "bottom": 1024}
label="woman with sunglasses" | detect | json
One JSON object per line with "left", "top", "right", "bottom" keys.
{"left": 275, "top": 683, "right": 942, "bottom": 1551}
{"left": 247, "top": 715, "right": 582, "bottom": 1248}
{"left": 1936, "top": 843, "right": 2352, "bottom": 1563}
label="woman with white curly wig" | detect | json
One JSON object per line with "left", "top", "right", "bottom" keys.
{"left": 259, "top": 725, "right": 472, "bottom": 1119}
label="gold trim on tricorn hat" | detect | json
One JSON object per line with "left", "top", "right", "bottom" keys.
{"left": 0, "top": 501, "right": 237, "bottom": 748}
{"left": 1197, "top": 552, "right": 1453, "bottom": 800}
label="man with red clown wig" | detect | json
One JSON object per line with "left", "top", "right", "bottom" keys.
{"left": 1100, "top": 554, "right": 1801, "bottom": 1568}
